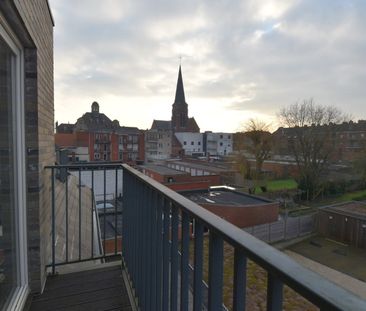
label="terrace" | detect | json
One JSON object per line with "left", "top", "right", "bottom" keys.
{"left": 28, "top": 163, "right": 366, "bottom": 310}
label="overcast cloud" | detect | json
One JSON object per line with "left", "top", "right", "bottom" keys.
{"left": 50, "top": 0, "right": 366, "bottom": 132}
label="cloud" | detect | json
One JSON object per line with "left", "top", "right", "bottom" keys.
{"left": 49, "top": 0, "right": 366, "bottom": 132}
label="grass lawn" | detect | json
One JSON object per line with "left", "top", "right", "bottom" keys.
{"left": 255, "top": 178, "right": 298, "bottom": 194}
{"left": 188, "top": 237, "right": 317, "bottom": 311}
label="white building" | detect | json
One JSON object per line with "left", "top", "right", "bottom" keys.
{"left": 174, "top": 132, "right": 204, "bottom": 156}
{"left": 203, "top": 132, "right": 233, "bottom": 156}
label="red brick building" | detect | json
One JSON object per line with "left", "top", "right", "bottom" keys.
{"left": 55, "top": 102, "right": 145, "bottom": 164}
{"left": 140, "top": 164, "right": 221, "bottom": 191}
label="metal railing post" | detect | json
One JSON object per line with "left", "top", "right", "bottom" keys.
{"left": 267, "top": 273, "right": 283, "bottom": 311}
{"left": 193, "top": 220, "right": 204, "bottom": 311}
{"left": 208, "top": 231, "right": 223, "bottom": 311}
{"left": 51, "top": 168, "right": 56, "bottom": 275}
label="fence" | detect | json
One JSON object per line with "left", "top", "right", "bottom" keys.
{"left": 243, "top": 214, "right": 315, "bottom": 243}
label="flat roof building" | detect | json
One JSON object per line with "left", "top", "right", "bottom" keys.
{"left": 181, "top": 187, "right": 279, "bottom": 228}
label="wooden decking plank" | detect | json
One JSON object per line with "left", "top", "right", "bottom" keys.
{"left": 35, "top": 275, "right": 125, "bottom": 299}
{"left": 30, "top": 286, "right": 128, "bottom": 310}
{"left": 43, "top": 266, "right": 122, "bottom": 291}
{"left": 29, "top": 264, "right": 132, "bottom": 311}
{"left": 32, "top": 280, "right": 126, "bottom": 302}
{"left": 52, "top": 295, "right": 130, "bottom": 311}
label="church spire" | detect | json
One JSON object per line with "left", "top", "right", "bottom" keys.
{"left": 174, "top": 65, "right": 186, "bottom": 105}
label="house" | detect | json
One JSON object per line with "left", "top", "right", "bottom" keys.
{"left": 272, "top": 120, "right": 366, "bottom": 163}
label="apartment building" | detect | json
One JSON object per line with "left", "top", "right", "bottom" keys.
{"left": 56, "top": 102, "right": 144, "bottom": 164}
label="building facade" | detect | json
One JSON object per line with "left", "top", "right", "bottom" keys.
{"left": 203, "top": 132, "right": 233, "bottom": 156}
{"left": 56, "top": 102, "right": 145, "bottom": 164}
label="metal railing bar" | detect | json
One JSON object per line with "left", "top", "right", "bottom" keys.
{"left": 170, "top": 204, "right": 179, "bottom": 311}
{"left": 45, "top": 163, "right": 123, "bottom": 169}
{"left": 91, "top": 168, "right": 94, "bottom": 258}
{"left": 267, "top": 273, "right": 283, "bottom": 311}
{"left": 78, "top": 167, "right": 82, "bottom": 261}
{"left": 150, "top": 190, "right": 157, "bottom": 310}
{"left": 208, "top": 231, "right": 224, "bottom": 311}
{"left": 233, "top": 248, "right": 246, "bottom": 311}
{"left": 193, "top": 220, "right": 204, "bottom": 311}
{"left": 114, "top": 167, "right": 118, "bottom": 255}
{"left": 162, "top": 198, "right": 170, "bottom": 311}
{"left": 180, "top": 211, "right": 190, "bottom": 311}
{"left": 51, "top": 168, "right": 56, "bottom": 275}
{"left": 155, "top": 194, "right": 163, "bottom": 311}
{"left": 103, "top": 167, "right": 106, "bottom": 256}
{"left": 65, "top": 171, "right": 69, "bottom": 263}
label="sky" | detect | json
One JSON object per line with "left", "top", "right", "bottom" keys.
{"left": 49, "top": 0, "right": 366, "bottom": 133}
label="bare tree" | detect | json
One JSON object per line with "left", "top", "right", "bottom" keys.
{"left": 353, "top": 143, "right": 366, "bottom": 188}
{"left": 233, "top": 119, "right": 272, "bottom": 193}
{"left": 243, "top": 118, "right": 272, "bottom": 178}
{"left": 278, "top": 99, "right": 348, "bottom": 200}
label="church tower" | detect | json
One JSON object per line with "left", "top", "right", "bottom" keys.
{"left": 171, "top": 66, "right": 189, "bottom": 132}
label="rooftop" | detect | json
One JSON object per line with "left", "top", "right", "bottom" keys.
{"left": 322, "top": 201, "right": 366, "bottom": 219}
{"left": 181, "top": 187, "right": 272, "bottom": 206}
{"left": 141, "top": 164, "right": 188, "bottom": 176}
{"left": 168, "top": 160, "right": 232, "bottom": 174}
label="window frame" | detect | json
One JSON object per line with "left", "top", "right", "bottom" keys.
{"left": 0, "top": 12, "right": 29, "bottom": 311}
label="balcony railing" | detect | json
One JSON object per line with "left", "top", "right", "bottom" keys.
{"left": 46, "top": 163, "right": 123, "bottom": 274}
{"left": 47, "top": 163, "right": 366, "bottom": 311}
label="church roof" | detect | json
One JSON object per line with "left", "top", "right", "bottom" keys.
{"left": 188, "top": 117, "right": 200, "bottom": 133}
{"left": 174, "top": 65, "right": 186, "bottom": 105}
{"left": 74, "top": 112, "right": 115, "bottom": 132}
{"left": 151, "top": 120, "right": 172, "bottom": 130}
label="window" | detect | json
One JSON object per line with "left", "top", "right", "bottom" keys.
{"left": 198, "top": 141, "right": 201, "bottom": 145}
{"left": 191, "top": 141, "right": 194, "bottom": 145}
{"left": 228, "top": 135, "right": 231, "bottom": 139}
{"left": 220, "top": 135, "right": 223, "bottom": 139}
{"left": 220, "top": 142, "right": 223, "bottom": 146}
{"left": 184, "top": 141, "right": 187, "bottom": 145}
{"left": 0, "top": 22, "right": 28, "bottom": 309}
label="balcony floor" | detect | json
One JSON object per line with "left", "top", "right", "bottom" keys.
{"left": 29, "top": 263, "right": 132, "bottom": 311}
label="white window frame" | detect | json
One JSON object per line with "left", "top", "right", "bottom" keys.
{"left": 0, "top": 13, "right": 29, "bottom": 311}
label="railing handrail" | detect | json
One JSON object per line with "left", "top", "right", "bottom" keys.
{"left": 122, "top": 163, "right": 366, "bottom": 310}
{"left": 45, "top": 163, "right": 123, "bottom": 169}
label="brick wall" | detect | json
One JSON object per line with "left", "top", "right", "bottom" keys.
{"left": 12, "top": 0, "right": 54, "bottom": 293}
{"left": 200, "top": 202, "right": 279, "bottom": 228}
